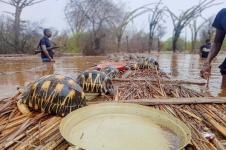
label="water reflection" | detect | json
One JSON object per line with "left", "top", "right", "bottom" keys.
{"left": 41, "top": 63, "right": 54, "bottom": 76}
{"left": 158, "top": 53, "right": 226, "bottom": 97}
{"left": 170, "top": 54, "right": 178, "bottom": 77}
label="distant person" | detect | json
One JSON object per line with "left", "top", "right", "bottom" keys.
{"left": 200, "top": 8, "right": 226, "bottom": 87}
{"left": 38, "top": 29, "right": 55, "bottom": 62}
{"left": 200, "top": 39, "right": 211, "bottom": 58}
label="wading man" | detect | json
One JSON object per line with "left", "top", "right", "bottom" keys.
{"left": 201, "top": 8, "right": 226, "bottom": 87}
{"left": 200, "top": 39, "right": 211, "bottom": 58}
{"left": 38, "top": 29, "right": 55, "bottom": 62}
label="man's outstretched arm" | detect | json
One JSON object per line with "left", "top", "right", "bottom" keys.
{"left": 200, "top": 29, "right": 225, "bottom": 79}
{"left": 206, "top": 29, "right": 225, "bottom": 65}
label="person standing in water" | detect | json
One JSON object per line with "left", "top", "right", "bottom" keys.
{"left": 38, "top": 29, "right": 55, "bottom": 62}
{"left": 200, "top": 8, "right": 226, "bottom": 87}
{"left": 200, "top": 39, "right": 211, "bottom": 58}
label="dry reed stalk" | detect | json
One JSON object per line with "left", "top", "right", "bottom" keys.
{"left": 39, "top": 122, "right": 60, "bottom": 143}
{"left": 0, "top": 117, "right": 28, "bottom": 131}
{"left": 55, "top": 142, "right": 69, "bottom": 150}
{"left": 202, "top": 113, "right": 226, "bottom": 137}
{"left": 172, "top": 106, "right": 214, "bottom": 150}
{"left": 2, "top": 114, "right": 45, "bottom": 149}
{"left": 1, "top": 121, "right": 43, "bottom": 149}
{"left": 41, "top": 133, "right": 64, "bottom": 150}
{"left": 177, "top": 107, "right": 202, "bottom": 121}
{"left": 211, "top": 137, "right": 225, "bottom": 150}
{"left": 0, "top": 101, "right": 14, "bottom": 114}
{"left": 0, "top": 114, "right": 27, "bottom": 126}
{"left": 18, "top": 117, "right": 60, "bottom": 148}
{"left": 208, "top": 106, "right": 226, "bottom": 123}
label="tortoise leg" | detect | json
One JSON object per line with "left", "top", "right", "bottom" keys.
{"left": 17, "top": 99, "right": 32, "bottom": 116}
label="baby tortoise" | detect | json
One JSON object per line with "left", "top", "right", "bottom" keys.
{"left": 76, "top": 70, "right": 114, "bottom": 95}
{"left": 17, "top": 74, "right": 86, "bottom": 117}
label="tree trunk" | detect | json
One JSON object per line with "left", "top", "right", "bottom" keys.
{"left": 148, "top": 36, "right": 153, "bottom": 53}
{"left": 191, "top": 31, "right": 197, "bottom": 53}
{"left": 117, "top": 35, "right": 122, "bottom": 52}
{"left": 157, "top": 37, "right": 160, "bottom": 52}
{"left": 172, "top": 30, "right": 180, "bottom": 52}
{"left": 149, "top": 28, "right": 154, "bottom": 53}
{"left": 126, "top": 35, "right": 129, "bottom": 52}
{"left": 14, "top": 7, "right": 22, "bottom": 53}
{"left": 193, "top": 32, "right": 197, "bottom": 53}
{"left": 94, "top": 38, "right": 100, "bottom": 50}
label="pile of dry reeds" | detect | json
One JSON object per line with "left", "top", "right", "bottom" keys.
{"left": 0, "top": 97, "right": 68, "bottom": 150}
{"left": 121, "top": 69, "right": 169, "bottom": 79}
{"left": 114, "top": 67, "right": 206, "bottom": 99}
{"left": 1, "top": 97, "right": 226, "bottom": 149}
{"left": 116, "top": 80, "right": 204, "bottom": 100}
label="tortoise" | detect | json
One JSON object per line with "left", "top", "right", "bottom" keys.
{"left": 125, "top": 63, "right": 139, "bottom": 70}
{"left": 137, "top": 56, "right": 159, "bottom": 69}
{"left": 101, "top": 65, "right": 120, "bottom": 79}
{"left": 76, "top": 70, "right": 114, "bottom": 95}
{"left": 17, "top": 74, "right": 86, "bottom": 117}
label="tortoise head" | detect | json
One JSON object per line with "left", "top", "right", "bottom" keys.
{"left": 102, "top": 78, "right": 115, "bottom": 96}
{"left": 71, "top": 83, "right": 87, "bottom": 108}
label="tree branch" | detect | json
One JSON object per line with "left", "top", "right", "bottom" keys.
{"left": 0, "top": 0, "right": 14, "bottom": 5}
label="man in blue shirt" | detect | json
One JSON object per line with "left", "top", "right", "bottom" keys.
{"left": 201, "top": 9, "right": 226, "bottom": 85}
{"left": 200, "top": 39, "right": 211, "bottom": 58}
{"left": 38, "top": 29, "right": 55, "bottom": 62}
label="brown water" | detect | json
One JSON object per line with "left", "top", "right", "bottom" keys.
{"left": 0, "top": 56, "right": 105, "bottom": 99}
{"left": 0, "top": 54, "right": 225, "bottom": 99}
{"left": 157, "top": 53, "right": 226, "bottom": 97}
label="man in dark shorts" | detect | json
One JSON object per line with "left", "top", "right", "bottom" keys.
{"left": 200, "top": 39, "right": 211, "bottom": 58}
{"left": 201, "top": 8, "right": 226, "bottom": 87}
{"left": 38, "top": 29, "right": 55, "bottom": 62}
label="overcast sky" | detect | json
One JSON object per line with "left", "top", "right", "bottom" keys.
{"left": 0, "top": 0, "right": 225, "bottom": 40}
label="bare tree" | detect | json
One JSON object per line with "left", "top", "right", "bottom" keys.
{"left": 167, "top": 0, "right": 219, "bottom": 52}
{"left": 156, "top": 24, "right": 166, "bottom": 51}
{"left": 189, "top": 19, "right": 206, "bottom": 52}
{"left": 0, "top": 15, "right": 14, "bottom": 53}
{"left": 0, "top": 14, "right": 42, "bottom": 54}
{"left": 65, "top": 0, "right": 121, "bottom": 55}
{"left": 65, "top": 1, "right": 88, "bottom": 34}
{"left": 199, "top": 16, "right": 215, "bottom": 43}
{"left": 111, "top": 4, "right": 153, "bottom": 51}
{"left": 147, "top": 0, "right": 165, "bottom": 52}
{"left": 0, "top": 0, "right": 46, "bottom": 52}
{"left": 128, "top": 31, "right": 149, "bottom": 52}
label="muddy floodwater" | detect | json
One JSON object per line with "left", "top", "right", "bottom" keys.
{"left": 0, "top": 53, "right": 225, "bottom": 99}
